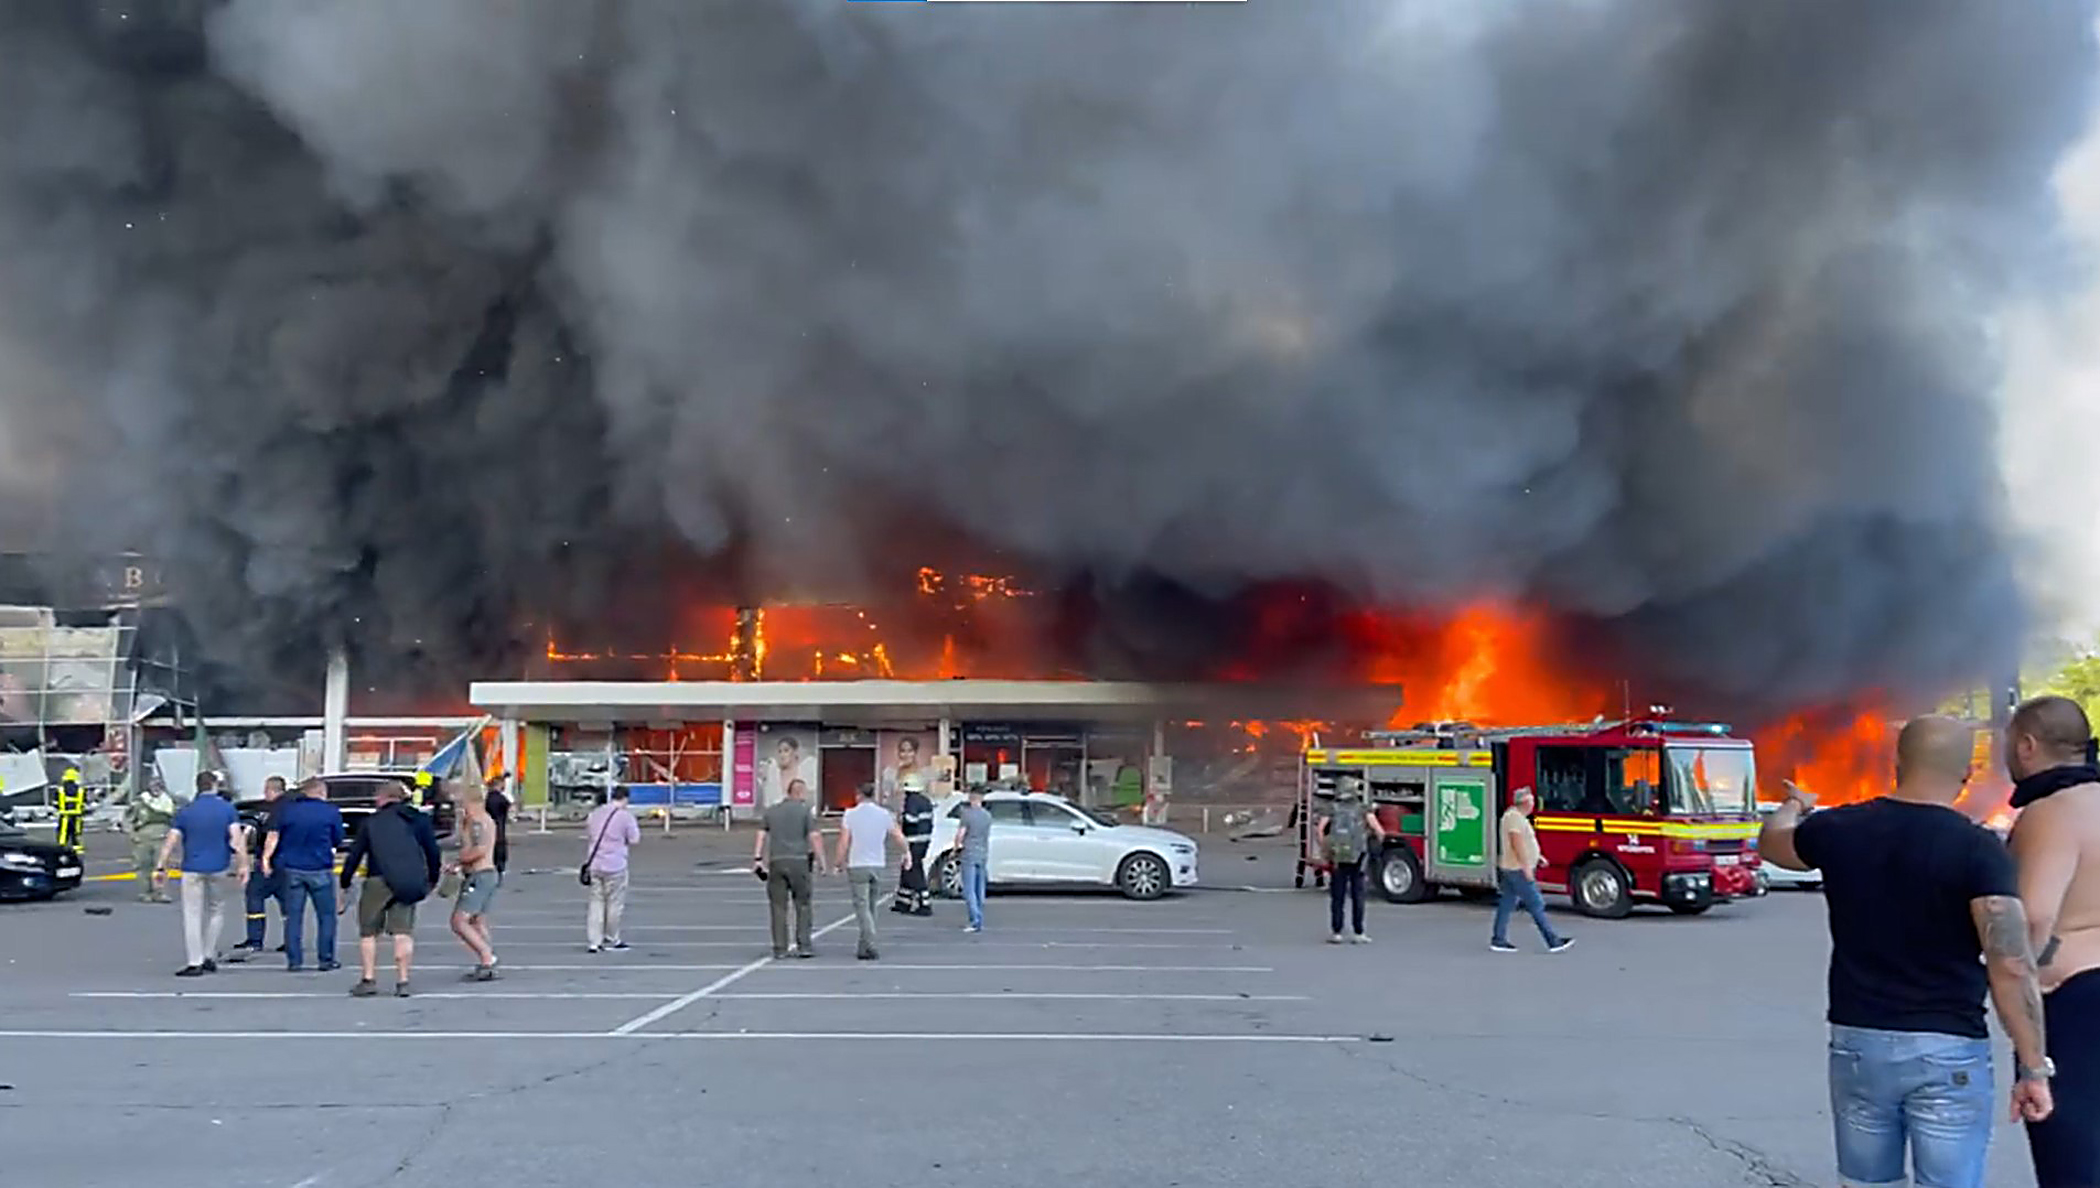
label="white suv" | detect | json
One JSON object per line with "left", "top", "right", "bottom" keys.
{"left": 926, "top": 791, "right": 1199, "bottom": 901}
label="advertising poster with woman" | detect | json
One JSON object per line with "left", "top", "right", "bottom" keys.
{"left": 757, "top": 725, "right": 820, "bottom": 808}
{"left": 877, "top": 730, "right": 938, "bottom": 808}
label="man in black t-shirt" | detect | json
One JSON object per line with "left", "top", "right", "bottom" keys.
{"left": 1761, "top": 715, "right": 2053, "bottom": 1188}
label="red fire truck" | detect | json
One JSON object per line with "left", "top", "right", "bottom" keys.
{"left": 1300, "top": 718, "right": 1762, "bottom": 917}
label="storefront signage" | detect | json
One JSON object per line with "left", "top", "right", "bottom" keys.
{"left": 730, "top": 728, "right": 756, "bottom": 807}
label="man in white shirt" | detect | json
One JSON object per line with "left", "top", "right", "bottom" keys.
{"left": 834, "top": 783, "right": 911, "bottom": 960}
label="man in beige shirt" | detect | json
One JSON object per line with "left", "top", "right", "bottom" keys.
{"left": 1491, "top": 786, "right": 1572, "bottom": 953}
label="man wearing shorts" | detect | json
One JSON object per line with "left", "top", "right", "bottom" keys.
{"left": 337, "top": 781, "right": 442, "bottom": 998}
{"left": 448, "top": 783, "right": 502, "bottom": 981}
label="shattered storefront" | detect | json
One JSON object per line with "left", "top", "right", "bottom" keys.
{"left": 0, "top": 557, "right": 198, "bottom": 809}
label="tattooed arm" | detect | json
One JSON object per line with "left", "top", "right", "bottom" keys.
{"left": 1972, "top": 895, "right": 2048, "bottom": 1071}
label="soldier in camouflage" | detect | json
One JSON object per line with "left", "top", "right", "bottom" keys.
{"left": 124, "top": 781, "right": 177, "bottom": 903}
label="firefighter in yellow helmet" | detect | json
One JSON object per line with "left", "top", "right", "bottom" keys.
{"left": 53, "top": 767, "right": 85, "bottom": 853}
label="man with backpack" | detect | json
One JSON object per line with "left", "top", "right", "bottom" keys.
{"left": 336, "top": 780, "right": 443, "bottom": 998}
{"left": 1318, "top": 778, "right": 1386, "bottom": 944}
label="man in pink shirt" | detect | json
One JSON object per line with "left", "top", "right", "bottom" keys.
{"left": 582, "top": 787, "right": 641, "bottom": 953}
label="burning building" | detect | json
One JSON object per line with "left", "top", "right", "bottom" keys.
{"left": 0, "top": 1, "right": 2094, "bottom": 812}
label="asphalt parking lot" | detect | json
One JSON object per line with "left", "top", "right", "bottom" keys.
{"left": 0, "top": 830, "right": 2046, "bottom": 1188}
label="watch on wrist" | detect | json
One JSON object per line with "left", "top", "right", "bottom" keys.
{"left": 2017, "top": 1057, "right": 2057, "bottom": 1081}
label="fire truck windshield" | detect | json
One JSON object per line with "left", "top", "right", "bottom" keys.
{"left": 1665, "top": 747, "right": 1755, "bottom": 816}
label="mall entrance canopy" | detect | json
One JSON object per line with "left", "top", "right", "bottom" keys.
{"left": 466, "top": 679, "right": 1401, "bottom": 813}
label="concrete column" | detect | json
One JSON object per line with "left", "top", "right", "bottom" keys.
{"left": 500, "top": 719, "right": 519, "bottom": 782}
{"left": 321, "top": 648, "right": 349, "bottom": 773}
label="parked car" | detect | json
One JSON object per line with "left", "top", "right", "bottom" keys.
{"left": 0, "top": 817, "right": 83, "bottom": 901}
{"left": 925, "top": 790, "right": 1199, "bottom": 901}
{"left": 1753, "top": 804, "right": 1822, "bottom": 892}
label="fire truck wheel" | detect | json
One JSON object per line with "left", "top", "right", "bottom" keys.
{"left": 1571, "top": 858, "right": 1633, "bottom": 919}
{"left": 1117, "top": 852, "right": 1171, "bottom": 900}
{"left": 1371, "top": 846, "right": 1428, "bottom": 904}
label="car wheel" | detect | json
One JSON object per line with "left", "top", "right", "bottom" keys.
{"left": 1572, "top": 858, "right": 1633, "bottom": 919}
{"left": 1117, "top": 852, "right": 1170, "bottom": 901}
{"left": 1371, "top": 846, "right": 1429, "bottom": 904}
{"left": 931, "top": 853, "right": 961, "bottom": 899}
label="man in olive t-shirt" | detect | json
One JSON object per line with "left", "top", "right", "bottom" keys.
{"left": 755, "top": 778, "right": 825, "bottom": 958}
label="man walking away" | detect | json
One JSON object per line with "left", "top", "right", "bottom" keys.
{"left": 955, "top": 785, "right": 993, "bottom": 933}
{"left": 124, "top": 781, "right": 176, "bottom": 903}
{"left": 229, "top": 776, "right": 289, "bottom": 961}
{"left": 2005, "top": 694, "right": 2099, "bottom": 1186}
{"left": 337, "top": 781, "right": 442, "bottom": 998}
{"left": 894, "top": 773, "right": 935, "bottom": 917}
{"left": 756, "top": 777, "right": 825, "bottom": 958}
{"left": 484, "top": 776, "right": 512, "bottom": 879}
{"left": 1761, "top": 715, "right": 2052, "bottom": 1188}
{"left": 1318, "top": 778, "right": 1385, "bottom": 944}
{"left": 835, "top": 783, "right": 910, "bottom": 960}
{"left": 449, "top": 783, "right": 502, "bottom": 981}
{"left": 583, "top": 787, "right": 640, "bottom": 954}
{"left": 265, "top": 778, "right": 344, "bottom": 972}
{"left": 1491, "top": 786, "right": 1573, "bottom": 954}
{"left": 154, "top": 772, "right": 247, "bottom": 976}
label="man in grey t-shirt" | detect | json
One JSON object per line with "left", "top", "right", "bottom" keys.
{"left": 755, "top": 779, "right": 825, "bottom": 959}
{"left": 955, "top": 786, "right": 994, "bottom": 933}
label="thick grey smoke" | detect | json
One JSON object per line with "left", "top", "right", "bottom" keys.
{"left": 0, "top": 0, "right": 2092, "bottom": 710}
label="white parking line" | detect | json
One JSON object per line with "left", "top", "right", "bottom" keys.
{"left": 72, "top": 991, "right": 678, "bottom": 1000}
{"left": 463, "top": 925, "right": 1236, "bottom": 935}
{"left": 203, "top": 963, "right": 747, "bottom": 973}
{"left": 476, "top": 940, "right": 1230, "bottom": 950}
{"left": 714, "top": 993, "right": 1306, "bottom": 1001}
{"left": 608, "top": 894, "right": 888, "bottom": 1036}
{"left": 0, "top": 1030, "right": 1356, "bottom": 1043}
{"left": 760, "top": 963, "right": 1275, "bottom": 972}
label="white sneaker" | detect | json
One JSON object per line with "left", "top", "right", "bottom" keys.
{"left": 1351, "top": 933, "right": 1371, "bottom": 945}
{"left": 1327, "top": 932, "right": 1345, "bottom": 944}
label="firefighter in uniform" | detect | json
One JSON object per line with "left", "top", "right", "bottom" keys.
{"left": 123, "top": 780, "right": 178, "bottom": 902}
{"left": 894, "top": 773, "right": 935, "bottom": 916}
{"left": 53, "top": 768, "right": 86, "bottom": 853}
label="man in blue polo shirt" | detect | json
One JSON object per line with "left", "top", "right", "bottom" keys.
{"left": 263, "top": 777, "right": 346, "bottom": 972}
{"left": 154, "top": 772, "right": 247, "bottom": 977}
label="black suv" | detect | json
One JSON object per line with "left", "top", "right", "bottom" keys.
{"left": 238, "top": 772, "right": 455, "bottom": 847}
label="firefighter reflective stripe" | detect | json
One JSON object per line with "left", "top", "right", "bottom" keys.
{"left": 1306, "top": 750, "right": 1492, "bottom": 767}
{"left": 55, "top": 786, "right": 85, "bottom": 850}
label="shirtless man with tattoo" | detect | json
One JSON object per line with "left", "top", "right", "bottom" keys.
{"left": 1762, "top": 715, "right": 2050, "bottom": 1188}
{"left": 2006, "top": 694, "right": 2100, "bottom": 1186}
{"left": 448, "top": 783, "right": 502, "bottom": 981}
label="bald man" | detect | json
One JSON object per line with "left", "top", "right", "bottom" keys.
{"left": 2005, "top": 694, "right": 2100, "bottom": 1187}
{"left": 1761, "top": 714, "right": 2050, "bottom": 1188}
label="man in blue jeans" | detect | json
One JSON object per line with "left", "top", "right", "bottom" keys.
{"left": 954, "top": 786, "right": 993, "bottom": 933}
{"left": 1491, "top": 787, "right": 1574, "bottom": 954}
{"left": 262, "top": 777, "right": 346, "bottom": 972}
{"left": 1761, "top": 715, "right": 2054, "bottom": 1188}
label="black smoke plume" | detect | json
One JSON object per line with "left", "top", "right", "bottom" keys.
{"left": 0, "top": 0, "right": 2092, "bottom": 712}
